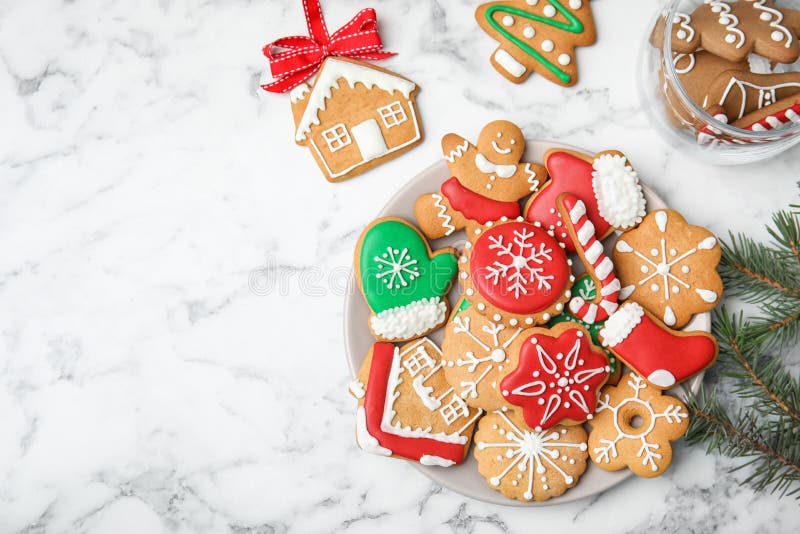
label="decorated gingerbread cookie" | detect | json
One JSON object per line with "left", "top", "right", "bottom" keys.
{"left": 474, "top": 408, "right": 589, "bottom": 501}
{"left": 703, "top": 69, "right": 800, "bottom": 123}
{"left": 414, "top": 121, "right": 544, "bottom": 240}
{"left": 676, "top": 0, "right": 800, "bottom": 65}
{"left": 499, "top": 322, "right": 610, "bottom": 431}
{"left": 524, "top": 149, "right": 646, "bottom": 253}
{"left": 441, "top": 300, "right": 523, "bottom": 411}
{"left": 556, "top": 192, "right": 621, "bottom": 324}
{"left": 612, "top": 209, "right": 722, "bottom": 329}
{"left": 475, "top": 0, "right": 597, "bottom": 86}
{"left": 355, "top": 217, "right": 458, "bottom": 342}
{"left": 588, "top": 372, "right": 690, "bottom": 478}
{"left": 459, "top": 217, "right": 574, "bottom": 327}
{"left": 262, "top": 0, "right": 424, "bottom": 183}
{"left": 290, "top": 57, "right": 424, "bottom": 182}
{"left": 548, "top": 275, "right": 622, "bottom": 385}
{"left": 600, "top": 301, "right": 719, "bottom": 389}
{"left": 352, "top": 339, "right": 483, "bottom": 466}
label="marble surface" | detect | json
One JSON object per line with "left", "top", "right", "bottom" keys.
{"left": 1, "top": 0, "right": 799, "bottom": 532}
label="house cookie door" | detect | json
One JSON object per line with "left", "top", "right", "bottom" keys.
{"left": 351, "top": 119, "right": 388, "bottom": 161}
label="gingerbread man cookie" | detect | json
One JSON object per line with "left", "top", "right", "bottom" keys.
{"left": 441, "top": 300, "right": 523, "bottom": 411}
{"left": 499, "top": 322, "right": 610, "bottom": 431}
{"left": 474, "top": 408, "right": 589, "bottom": 501}
{"left": 612, "top": 209, "right": 722, "bottom": 329}
{"left": 352, "top": 339, "right": 483, "bottom": 466}
{"left": 459, "top": 217, "right": 574, "bottom": 327}
{"left": 475, "top": 0, "right": 597, "bottom": 87}
{"left": 703, "top": 69, "right": 800, "bottom": 123}
{"left": 414, "top": 121, "right": 544, "bottom": 240}
{"left": 588, "top": 372, "right": 690, "bottom": 478}
{"left": 355, "top": 217, "right": 458, "bottom": 342}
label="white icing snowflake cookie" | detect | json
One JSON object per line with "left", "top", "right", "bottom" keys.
{"left": 458, "top": 218, "right": 574, "bottom": 327}
{"left": 588, "top": 372, "right": 689, "bottom": 478}
{"left": 612, "top": 209, "right": 722, "bottom": 328}
{"left": 441, "top": 301, "right": 524, "bottom": 411}
{"left": 474, "top": 408, "right": 589, "bottom": 502}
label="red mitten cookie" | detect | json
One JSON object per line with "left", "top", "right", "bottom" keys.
{"left": 524, "top": 149, "right": 645, "bottom": 253}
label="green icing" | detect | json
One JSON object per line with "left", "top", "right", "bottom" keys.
{"left": 359, "top": 220, "right": 458, "bottom": 314}
{"left": 548, "top": 274, "right": 618, "bottom": 374}
{"left": 484, "top": 1, "right": 584, "bottom": 85}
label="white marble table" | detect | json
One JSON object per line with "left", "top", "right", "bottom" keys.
{"left": 1, "top": 0, "right": 799, "bottom": 532}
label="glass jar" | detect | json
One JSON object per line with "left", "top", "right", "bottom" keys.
{"left": 639, "top": 0, "right": 800, "bottom": 164}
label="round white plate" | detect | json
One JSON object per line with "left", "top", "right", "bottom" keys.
{"left": 344, "top": 140, "right": 709, "bottom": 506}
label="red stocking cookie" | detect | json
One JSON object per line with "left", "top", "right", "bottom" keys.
{"left": 599, "top": 301, "right": 719, "bottom": 389}
{"left": 556, "top": 193, "right": 621, "bottom": 324}
{"left": 459, "top": 218, "right": 573, "bottom": 326}
{"left": 351, "top": 339, "right": 483, "bottom": 466}
{"left": 414, "top": 121, "right": 545, "bottom": 239}
{"left": 524, "top": 149, "right": 646, "bottom": 253}
{"left": 500, "top": 323, "right": 610, "bottom": 431}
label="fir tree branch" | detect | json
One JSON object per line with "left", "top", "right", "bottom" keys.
{"left": 686, "top": 388, "right": 800, "bottom": 498}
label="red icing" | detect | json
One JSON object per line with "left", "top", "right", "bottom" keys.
{"left": 470, "top": 221, "right": 570, "bottom": 315}
{"left": 500, "top": 328, "right": 609, "bottom": 430}
{"left": 363, "top": 342, "right": 466, "bottom": 464}
{"left": 441, "top": 177, "right": 521, "bottom": 223}
{"left": 608, "top": 307, "right": 717, "bottom": 388}
{"left": 525, "top": 151, "right": 611, "bottom": 253}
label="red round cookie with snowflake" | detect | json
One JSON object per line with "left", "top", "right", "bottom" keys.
{"left": 500, "top": 323, "right": 610, "bottom": 431}
{"left": 459, "top": 218, "right": 573, "bottom": 327}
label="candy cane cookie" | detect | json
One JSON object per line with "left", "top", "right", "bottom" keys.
{"left": 556, "top": 193, "right": 620, "bottom": 324}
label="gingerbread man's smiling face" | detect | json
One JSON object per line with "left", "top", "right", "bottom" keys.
{"left": 476, "top": 120, "right": 525, "bottom": 165}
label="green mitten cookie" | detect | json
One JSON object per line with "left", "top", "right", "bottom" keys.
{"left": 355, "top": 217, "right": 458, "bottom": 341}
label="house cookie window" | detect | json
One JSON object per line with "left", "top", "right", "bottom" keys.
{"left": 402, "top": 346, "right": 435, "bottom": 376}
{"left": 439, "top": 394, "right": 469, "bottom": 425}
{"left": 322, "top": 123, "right": 351, "bottom": 152}
{"left": 377, "top": 101, "right": 407, "bottom": 128}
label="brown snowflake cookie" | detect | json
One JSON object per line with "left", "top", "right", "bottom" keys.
{"left": 441, "top": 300, "right": 524, "bottom": 411}
{"left": 474, "top": 408, "right": 589, "bottom": 502}
{"left": 673, "top": 1, "right": 800, "bottom": 65}
{"left": 459, "top": 217, "right": 574, "bottom": 328}
{"left": 612, "top": 209, "right": 722, "bottom": 329}
{"left": 588, "top": 372, "right": 689, "bottom": 478}
{"left": 350, "top": 338, "right": 483, "bottom": 466}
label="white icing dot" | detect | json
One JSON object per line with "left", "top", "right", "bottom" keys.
{"left": 725, "top": 34, "right": 736, "bottom": 44}
{"left": 681, "top": 265, "right": 690, "bottom": 274}
{"left": 569, "top": 0, "right": 582, "bottom": 8}
{"left": 676, "top": 30, "right": 687, "bottom": 40}
{"left": 493, "top": 313, "right": 502, "bottom": 321}
{"left": 557, "top": 53, "right": 571, "bottom": 66}
{"left": 772, "top": 30, "right": 784, "bottom": 42}
{"left": 670, "top": 248, "right": 677, "bottom": 256}
{"left": 541, "top": 39, "right": 555, "bottom": 52}
{"left": 525, "top": 318, "right": 533, "bottom": 324}
{"left": 543, "top": 5, "right": 556, "bottom": 17}
{"left": 650, "top": 248, "right": 659, "bottom": 256}
{"left": 523, "top": 26, "right": 535, "bottom": 38}
{"left": 650, "top": 283, "right": 659, "bottom": 292}
{"left": 510, "top": 318, "right": 518, "bottom": 326}
{"left": 672, "top": 285, "right": 679, "bottom": 294}
{"left": 761, "top": 12, "right": 772, "bottom": 21}
{"left": 526, "top": 0, "right": 538, "bottom": 4}
{"left": 502, "top": 15, "right": 514, "bottom": 27}
{"left": 477, "top": 303, "right": 485, "bottom": 310}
